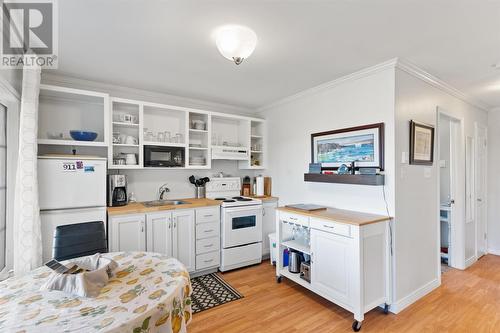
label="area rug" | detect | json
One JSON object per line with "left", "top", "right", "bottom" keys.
{"left": 190, "top": 273, "right": 243, "bottom": 313}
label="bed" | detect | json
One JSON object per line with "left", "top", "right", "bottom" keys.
{"left": 0, "top": 252, "right": 192, "bottom": 333}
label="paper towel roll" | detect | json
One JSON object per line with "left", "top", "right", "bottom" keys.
{"left": 256, "top": 176, "right": 264, "bottom": 196}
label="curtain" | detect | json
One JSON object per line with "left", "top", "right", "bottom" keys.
{"left": 13, "top": 62, "right": 42, "bottom": 275}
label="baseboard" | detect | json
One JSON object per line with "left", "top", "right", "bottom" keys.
{"left": 488, "top": 248, "right": 500, "bottom": 256}
{"left": 465, "top": 256, "right": 477, "bottom": 268}
{"left": 390, "top": 278, "right": 440, "bottom": 314}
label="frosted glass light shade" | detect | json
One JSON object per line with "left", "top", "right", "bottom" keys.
{"left": 215, "top": 25, "right": 257, "bottom": 65}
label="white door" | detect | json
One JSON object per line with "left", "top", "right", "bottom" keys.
{"left": 262, "top": 201, "right": 277, "bottom": 255}
{"left": 172, "top": 210, "right": 195, "bottom": 272}
{"left": 475, "top": 124, "right": 488, "bottom": 258}
{"left": 110, "top": 214, "right": 146, "bottom": 252}
{"left": 146, "top": 212, "right": 172, "bottom": 256}
{"left": 38, "top": 158, "right": 107, "bottom": 210}
{"left": 311, "top": 229, "right": 352, "bottom": 306}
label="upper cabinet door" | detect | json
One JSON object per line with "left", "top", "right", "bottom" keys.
{"left": 172, "top": 210, "right": 196, "bottom": 272}
{"left": 110, "top": 214, "right": 146, "bottom": 252}
{"left": 146, "top": 212, "right": 172, "bottom": 256}
{"left": 311, "top": 229, "right": 353, "bottom": 306}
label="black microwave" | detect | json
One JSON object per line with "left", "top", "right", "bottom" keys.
{"left": 144, "top": 145, "right": 185, "bottom": 167}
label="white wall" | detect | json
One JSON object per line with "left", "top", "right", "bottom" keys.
{"left": 487, "top": 109, "right": 500, "bottom": 254}
{"left": 260, "top": 67, "right": 396, "bottom": 216}
{"left": 112, "top": 160, "right": 257, "bottom": 201}
{"left": 394, "top": 67, "right": 488, "bottom": 309}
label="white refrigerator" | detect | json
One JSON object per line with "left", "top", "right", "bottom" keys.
{"left": 38, "top": 156, "right": 107, "bottom": 262}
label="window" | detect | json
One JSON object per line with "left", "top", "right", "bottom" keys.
{"left": 0, "top": 104, "right": 6, "bottom": 270}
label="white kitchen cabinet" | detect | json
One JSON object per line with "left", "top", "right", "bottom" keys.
{"left": 311, "top": 228, "right": 353, "bottom": 306}
{"left": 262, "top": 200, "right": 278, "bottom": 256}
{"left": 146, "top": 211, "right": 172, "bottom": 256}
{"left": 145, "top": 210, "right": 195, "bottom": 272}
{"left": 109, "top": 208, "right": 206, "bottom": 273}
{"left": 109, "top": 214, "right": 146, "bottom": 252}
{"left": 276, "top": 208, "right": 391, "bottom": 332}
{"left": 172, "top": 210, "right": 196, "bottom": 272}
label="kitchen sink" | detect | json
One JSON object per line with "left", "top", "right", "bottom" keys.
{"left": 143, "top": 200, "right": 189, "bottom": 207}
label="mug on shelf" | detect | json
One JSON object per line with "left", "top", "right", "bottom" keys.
{"left": 124, "top": 136, "right": 138, "bottom": 145}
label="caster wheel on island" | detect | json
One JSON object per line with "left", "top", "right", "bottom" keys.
{"left": 276, "top": 276, "right": 282, "bottom": 283}
{"left": 384, "top": 303, "right": 390, "bottom": 314}
{"left": 352, "top": 320, "right": 362, "bottom": 332}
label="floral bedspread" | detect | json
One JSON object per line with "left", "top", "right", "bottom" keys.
{"left": 0, "top": 252, "right": 192, "bottom": 333}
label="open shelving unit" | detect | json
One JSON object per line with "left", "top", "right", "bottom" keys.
{"left": 37, "top": 84, "right": 109, "bottom": 157}
{"left": 109, "top": 98, "right": 142, "bottom": 169}
{"left": 187, "top": 111, "right": 211, "bottom": 169}
{"left": 31, "top": 88, "right": 266, "bottom": 170}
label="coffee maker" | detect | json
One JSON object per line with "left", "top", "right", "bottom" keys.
{"left": 108, "top": 175, "right": 128, "bottom": 207}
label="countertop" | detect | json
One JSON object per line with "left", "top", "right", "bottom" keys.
{"left": 107, "top": 198, "right": 221, "bottom": 216}
{"left": 108, "top": 196, "right": 279, "bottom": 216}
{"left": 277, "top": 206, "right": 391, "bottom": 226}
{"left": 251, "top": 195, "right": 279, "bottom": 202}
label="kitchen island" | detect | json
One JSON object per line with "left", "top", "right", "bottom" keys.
{"left": 275, "top": 206, "right": 392, "bottom": 332}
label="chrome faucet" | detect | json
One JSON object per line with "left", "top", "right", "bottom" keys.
{"left": 158, "top": 184, "right": 170, "bottom": 200}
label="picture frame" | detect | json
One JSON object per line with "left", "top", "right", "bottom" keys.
{"left": 409, "top": 120, "right": 435, "bottom": 165}
{"left": 311, "top": 123, "right": 384, "bottom": 170}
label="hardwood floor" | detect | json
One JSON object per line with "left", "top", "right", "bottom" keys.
{"left": 189, "top": 255, "right": 500, "bottom": 332}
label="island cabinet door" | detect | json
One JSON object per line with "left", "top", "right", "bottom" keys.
{"left": 172, "top": 210, "right": 196, "bottom": 272}
{"left": 110, "top": 214, "right": 146, "bottom": 252}
{"left": 311, "top": 228, "right": 354, "bottom": 307}
{"left": 146, "top": 212, "right": 173, "bottom": 257}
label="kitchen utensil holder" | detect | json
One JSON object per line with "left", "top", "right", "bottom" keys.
{"left": 195, "top": 186, "right": 206, "bottom": 199}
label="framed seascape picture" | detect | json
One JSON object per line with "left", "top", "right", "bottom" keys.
{"left": 409, "top": 120, "right": 435, "bottom": 165}
{"left": 311, "top": 123, "right": 384, "bottom": 170}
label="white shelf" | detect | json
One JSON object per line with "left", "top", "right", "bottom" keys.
{"left": 109, "top": 164, "right": 142, "bottom": 169}
{"left": 143, "top": 141, "right": 186, "bottom": 147}
{"left": 279, "top": 268, "right": 311, "bottom": 287}
{"left": 251, "top": 135, "right": 263, "bottom": 138}
{"left": 38, "top": 139, "right": 107, "bottom": 147}
{"left": 113, "top": 143, "right": 139, "bottom": 147}
{"left": 189, "top": 128, "right": 208, "bottom": 133}
{"left": 281, "top": 240, "right": 311, "bottom": 255}
{"left": 112, "top": 121, "right": 139, "bottom": 128}
{"left": 189, "top": 147, "right": 208, "bottom": 150}
{"left": 251, "top": 150, "right": 263, "bottom": 153}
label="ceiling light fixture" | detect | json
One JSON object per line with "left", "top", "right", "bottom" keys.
{"left": 214, "top": 25, "right": 257, "bottom": 65}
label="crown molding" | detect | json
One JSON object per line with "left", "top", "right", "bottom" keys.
{"left": 257, "top": 58, "right": 399, "bottom": 112}
{"left": 41, "top": 72, "right": 258, "bottom": 117}
{"left": 258, "top": 57, "right": 491, "bottom": 113}
{"left": 395, "top": 59, "right": 491, "bottom": 112}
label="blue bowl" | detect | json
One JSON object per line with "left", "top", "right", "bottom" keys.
{"left": 70, "top": 130, "right": 98, "bottom": 142}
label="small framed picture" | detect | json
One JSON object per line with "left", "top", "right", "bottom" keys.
{"left": 409, "top": 120, "right": 435, "bottom": 165}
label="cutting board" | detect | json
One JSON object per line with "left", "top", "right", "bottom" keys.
{"left": 285, "top": 204, "right": 327, "bottom": 212}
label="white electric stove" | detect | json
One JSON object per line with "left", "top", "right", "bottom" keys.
{"left": 206, "top": 177, "right": 263, "bottom": 271}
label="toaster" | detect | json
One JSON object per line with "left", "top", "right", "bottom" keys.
{"left": 300, "top": 261, "right": 311, "bottom": 282}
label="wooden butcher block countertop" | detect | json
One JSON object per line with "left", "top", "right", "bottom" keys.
{"left": 277, "top": 206, "right": 391, "bottom": 226}
{"left": 107, "top": 198, "right": 221, "bottom": 216}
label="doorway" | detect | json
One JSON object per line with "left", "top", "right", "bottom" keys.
{"left": 475, "top": 123, "right": 487, "bottom": 258}
{"left": 438, "top": 111, "right": 463, "bottom": 270}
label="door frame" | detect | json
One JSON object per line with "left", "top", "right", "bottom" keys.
{"left": 0, "top": 76, "right": 20, "bottom": 279}
{"left": 436, "top": 107, "right": 466, "bottom": 278}
{"left": 474, "top": 122, "right": 488, "bottom": 258}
